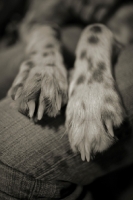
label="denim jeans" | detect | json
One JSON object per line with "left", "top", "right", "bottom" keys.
{"left": 0, "top": 45, "right": 133, "bottom": 199}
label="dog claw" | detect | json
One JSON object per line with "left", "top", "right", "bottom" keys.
{"left": 28, "top": 100, "right": 35, "bottom": 118}
{"left": 37, "top": 102, "right": 45, "bottom": 120}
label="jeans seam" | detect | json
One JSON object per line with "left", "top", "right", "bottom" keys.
{"left": 28, "top": 179, "right": 36, "bottom": 200}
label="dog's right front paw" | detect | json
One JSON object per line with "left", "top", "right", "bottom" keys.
{"left": 8, "top": 24, "right": 68, "bottom": 119}
{"left": 8, "top": 60, "right": 68, "bottom": 119}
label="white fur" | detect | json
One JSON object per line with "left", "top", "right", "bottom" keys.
{"left": 66, "top": 24, "right": 125, "bottom": 161}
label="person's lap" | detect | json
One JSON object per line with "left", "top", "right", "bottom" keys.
{"left": 0, "top": 30, "right": 133, "bottom": 199}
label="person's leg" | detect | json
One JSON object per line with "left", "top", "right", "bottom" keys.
{"left": 0, "top": 39, "right": 133, "bottom": 199}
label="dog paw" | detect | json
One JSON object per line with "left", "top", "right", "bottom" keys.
{"left": 8, "top": 60, "right": 68, "bottom": 119}
{"left": 66, "top": 82, "right": 125, "bottom": 162}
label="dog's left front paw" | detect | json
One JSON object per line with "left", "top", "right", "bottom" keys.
{"left": 66, "top": 24, "right": 125, "bottom": 161}
{"left": 66, "top": 80, "right": 125, "bottom": 162}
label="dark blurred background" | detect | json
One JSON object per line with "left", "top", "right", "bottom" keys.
{"left": 0, "top": 0, "right": 28, "bottom": 43}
